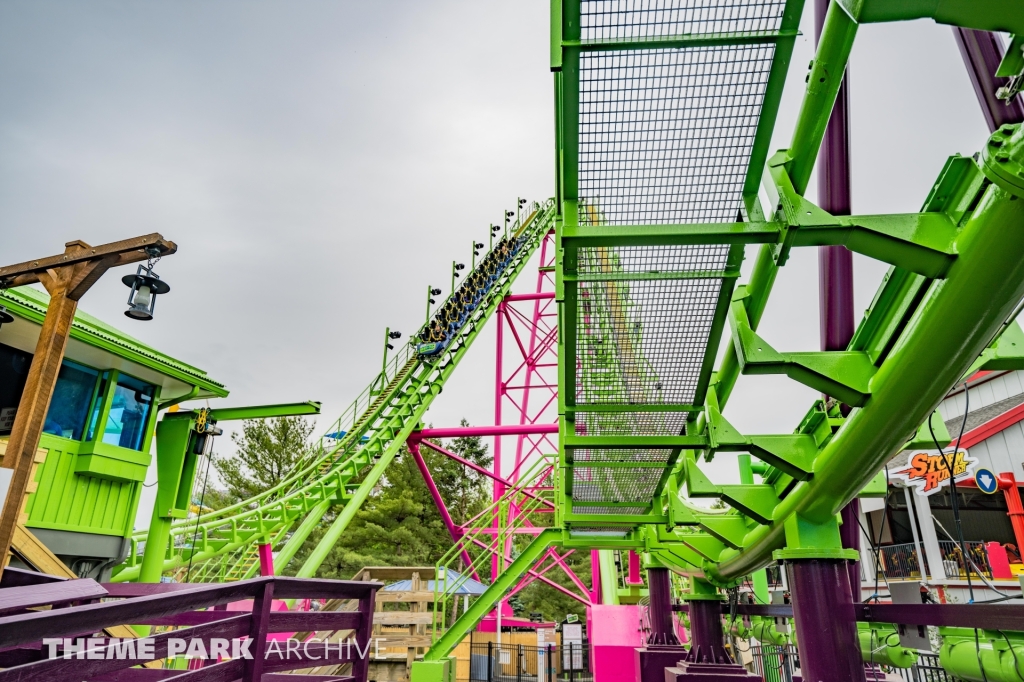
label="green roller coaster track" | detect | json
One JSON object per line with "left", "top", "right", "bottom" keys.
{"left": 113, "top": 200, "right": 556, "bottom": 583}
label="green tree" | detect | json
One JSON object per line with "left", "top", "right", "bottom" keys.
{"left": 423, "top": 419, "right": 493, "bottom": 526}
{"left": 212, "top": 416, "right": 315, "bottom": 504}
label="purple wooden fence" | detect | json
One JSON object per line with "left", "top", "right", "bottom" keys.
{"left": 0, "top": 576, "right": 379, "bottom": 682}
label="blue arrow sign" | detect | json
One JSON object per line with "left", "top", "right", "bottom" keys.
{"left": 975, "top": 467, "right": 999, "bottom": 494}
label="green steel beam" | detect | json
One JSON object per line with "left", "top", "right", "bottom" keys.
{"left": 563, "top": 30, "right": 801, "bottom": 52}
{"left": 563, "top": 435, "right": 708, "bottom": 449}
{"left": 706, "top": 131, "right": 1024, "bottom": 583}
{"left": 568, "top": 403, "right": 703, "bottom": 413}
{"left": 268, "top": 498, "right": 331, "bottom": 573}
{"left": 208, "top": 401, "right": 322, "bottom": 422}
{"left": 563, "top": 210, "right": 957, "bottom": 278}
{"left": 840, "top": 0, "right": 1024, "bottom": 34}
{"left": 294, "top": 449, "right": 399, "bottom": 577}
{"left": 730, "top": 298, "right": 876, "bottom": 406}
{"left": 562, "top": 221, "right": 780, "bottom": 247}
{"left": 423, "top": 529, "right": 560, "bottom": 661}
{"left": 742, "top": 0, "right": 807, "bottom": 198}
{"left": 785, "top": 0, "right": 858, "bottom": 193}
{"left": 565, "top": 512, "right": 665, "bottom": 525}
{"left": 566, "top": 270, "right": 739, "bottom": 282}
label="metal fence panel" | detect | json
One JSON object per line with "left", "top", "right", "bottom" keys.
{"left": 464, "top": 642, "right": 594, "bottom": 682}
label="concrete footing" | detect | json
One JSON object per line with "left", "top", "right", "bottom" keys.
{"left": 664, "top": 661, "right": 763, "bottom": 680}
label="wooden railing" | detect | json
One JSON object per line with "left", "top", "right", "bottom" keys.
{"left": 0, "top": 575, "right": 380, "bottom": 682}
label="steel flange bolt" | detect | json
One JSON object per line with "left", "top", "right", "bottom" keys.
{"left": 981, "top": 123, "right": 1024, "bottom": 198}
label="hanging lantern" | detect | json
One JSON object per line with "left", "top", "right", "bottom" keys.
{"left": 122, "top": 260, "right": 170, "bottom": 321}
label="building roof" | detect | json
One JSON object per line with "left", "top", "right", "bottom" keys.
{"left": 382, "top": 569, "right": 489, "bottom": 596}
{"left": 0, "top": 286, "right": 226, "bottom": 399}
{"left": 944, "top": 392, "right": 1024, "bottom": 437}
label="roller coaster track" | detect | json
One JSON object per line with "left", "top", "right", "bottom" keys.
{"left": 113, "top": 200, "right": 556, "bottom": 582}
{"left": 415, "top": 0, "right": 1024, "bottom": 669}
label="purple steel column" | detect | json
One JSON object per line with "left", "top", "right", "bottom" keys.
{"left": 840, "top": 500, "right": 862, "bottom": 599}
{"left": 815, "top": 0, "right": 854, "bottom": 350}
{"left": 646, "top": 568, "right": 680, "bottom": 646}
{"left": 815, "top": 0, "right": 860, "bottom": 599}
{"left": 953, "top": 28, "right": 1024, "bottom": 132}
{"left": 684, "top": 600, "right": 730, "bottom": 664}
{"left": 787, "top": 560, "right": 864, "bottom": 682}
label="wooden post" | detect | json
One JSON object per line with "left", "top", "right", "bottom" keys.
{"left": 0, "top": 235, "right": 175, "bottom": 572}
{"left": 408, "top": 571, "right": 421, "bottom": 670}
{"left": 0, "top": 280, "right": 78, "bottom": 565}
{"left": 353, "top": 582, "right": 377, "bottom": 682}
{"left": 243, "top": 581, "right": 274, "bottom": 682}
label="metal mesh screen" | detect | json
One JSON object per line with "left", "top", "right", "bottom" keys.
{"left": 581, "top": 0, "right": 787, "bottom": 42}
{"left": 573, "top": 455, "right": 670, "bottom": 503}
{"left": 578, "top": 244, "right": 730, "bottom": 275}
{"left": 578, "top": 45, "right": 774, "bottom": 225}
{"left": 572, "top": 506, "right": 650, "bottom": 516}
{"left": 577, "top": 276, "right": 723, "bottom": 404}
{"left": 575, "top": 411, "right": 688, "bottom": 435}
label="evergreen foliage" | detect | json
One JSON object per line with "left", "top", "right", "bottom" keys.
{"left": 212, "top": 416, "right": 315, "bottom": 504}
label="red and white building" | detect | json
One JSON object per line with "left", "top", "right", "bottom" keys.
{"left": 864, "top": 370, "right": 1024, "bottom": 602}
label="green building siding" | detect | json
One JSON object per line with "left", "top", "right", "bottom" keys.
{"left": 23, "top": 434, "right": 141, "bottom": 537}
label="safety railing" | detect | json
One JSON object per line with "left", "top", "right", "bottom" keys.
{"left": 892, "top": 652, "right": 960, "bottom": 681}
{"left": 868, "top": 541, "right": 994, "bottom": 582}
{"left": 938, "top": 541, "right": 993, "bottom": 580}
{"left": 748, "top": 644, "right": 800, "bottom": 682}
{"left": 878, "top": 543, "right": 927, "bottom": 580}
{"left": 316, "top": 339, "right": 416, "bottom": 456}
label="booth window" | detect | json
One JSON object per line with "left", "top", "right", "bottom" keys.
{"left": 43, "top": 361, "right": 100, "bottom": 441}
{"left": 102, "top": 374, "right": 155, "bottom": 451}
{"left": 0, "top": 343, "right": 31, "bottom": 433}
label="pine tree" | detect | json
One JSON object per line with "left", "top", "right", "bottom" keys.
{"left": 212, "top": 416, "right": 315, "bottom": 504}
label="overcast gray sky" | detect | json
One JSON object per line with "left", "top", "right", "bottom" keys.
{"left": 0, "top": 2, "right": 993, "bottom": 503}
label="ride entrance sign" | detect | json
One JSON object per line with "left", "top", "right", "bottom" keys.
{"left": 891, "top": 449, "right": 977, "bottom": 496}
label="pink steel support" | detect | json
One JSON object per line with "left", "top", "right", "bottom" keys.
{"left": 413, "top": 424, "right": 558, "bottom": 439}
{"left": 489, "top": 229, "right": 562, "bottom": 601}
{"left": 591, "top": 549, "right": 602, "bottom": 603}
{"left": 416, "top": 438, "right": 555, "bottom": 509}
{"left": 626, "top": 550, "right": 643, "bottom": 586}
{"left": 258, "top": 543, "right": 274, "bottom": 577}
{"left": 408, "top": 442, "right": 480, "bottom": 579}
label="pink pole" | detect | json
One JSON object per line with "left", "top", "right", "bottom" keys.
{"left": 409, "top": 443, "right": 479, "bottom": 580}
{"left": 417, "top": 439, "right": 555, "bottom": 509}
{"left": 540, "top": 546, "right": 591, "bottom": 600}
{"left": 504, "top": 292, "right": 556, "bottom": 302}
{"left": 412, "top": 423, "right": 558, "bottom": 440}
{"left": 258, "top": 543, "right": 274, "bottom": 577}
{"left": 627, "top": 550, "right": 643, "bottom": 586}
{"left": 591, "top": 549, "right": 602, "bottom": 603}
